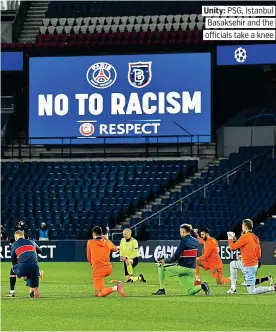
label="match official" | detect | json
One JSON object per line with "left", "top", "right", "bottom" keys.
{"left": 120, "top": 228, "right": 146, "bottom": 283}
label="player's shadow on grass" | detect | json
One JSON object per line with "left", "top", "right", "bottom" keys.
{"left": 1, "top": 292, "right": 253, "bottom": 300}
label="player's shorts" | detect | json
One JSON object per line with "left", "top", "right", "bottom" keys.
{"left": 124, "top": 257, "right": 138, "bottom": 276}
{"left": 92, "top": 264, "right": 112, "bottom": 292}
{"left": 202, "top": 261, "right": 223, "bottom": 281}
{"left": 13, "top": 262, "right": 40, "bottom": 288}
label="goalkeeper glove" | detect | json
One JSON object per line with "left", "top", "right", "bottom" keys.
{"left": 227, "top": 232, "right": 235, "bottom": 240}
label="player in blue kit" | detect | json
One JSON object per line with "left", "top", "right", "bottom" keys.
{"left": 153, "top": 224, "right": 210, "bottom": 296}
{"left": 9, "top": 230, "right": 41, "bottom": 298}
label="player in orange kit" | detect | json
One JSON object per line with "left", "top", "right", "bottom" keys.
{"left": 193, "top": 228, "right": 230, "bottom": 286}
{"left": 227, "top": 219, "right": 276, "bottom": 295}
{"left": 86, "top": 226, "right": 125, "bottom": 297}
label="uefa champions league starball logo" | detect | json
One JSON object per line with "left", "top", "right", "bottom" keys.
{"left": 234, "top": 47, "right": 247, "bottom": 63}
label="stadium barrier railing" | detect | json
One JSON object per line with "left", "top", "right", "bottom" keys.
{"left": 1, "top": 134, "right": 214, "bottom": 159}
{"left": 111, "top": 146, "right": 276, "bottom": 240}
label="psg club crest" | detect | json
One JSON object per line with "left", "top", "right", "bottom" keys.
{"left": 86, "top": 62, "right": 117, "bottom": 89}
{"left": 128, "top": 62, "right": 152, "bottom": 88}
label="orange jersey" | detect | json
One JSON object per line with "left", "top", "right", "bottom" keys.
{"left": 87, "top": 237, "right": 118, "bottom": 267}
{"left": 228, "top": 232, "right": 261, "bottom": 267}
{"left": 198, "top": 237, "right": 222, "bottom": 266}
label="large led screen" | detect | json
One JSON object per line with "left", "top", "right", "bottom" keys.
{"left": 29, "top": 53, "right": 211, "bottom": 144}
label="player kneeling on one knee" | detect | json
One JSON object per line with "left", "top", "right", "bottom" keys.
{"left": 194, "top": 227, "right": 230, "bottom": 286}
{"left": 10, "top": 231, "right": 41, "bottom": 298}
{"left": 153, "top": 224, "right": 210, "bottom": 296}
{"left": 227, "top": 219, "right": 276, "bottom": 295}
{"left": 87, "top": 226, "right": 125, "bottom": 297}
{"left": 120, "top": 228, "right": 146, "bottom": 283}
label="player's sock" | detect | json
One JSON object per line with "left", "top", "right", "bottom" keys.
{"left": 247, "top": 285, "right": 274, "bottom": 295}
{"left": 127, "top": 264, "right": 133, "bottom": 276}
{"left": 230, "top": 261, "right": 237, "bottom": 290}
{"left": 187, "top": 285, "right": 202, "bottom": 295}
{"left": 255, "top": 277, "right": 269, "bottom": 285}
{"left": 9, "top": 268, "right": 16, "bottom": 292}
{"left": 195, "top": 264, "right": 200, "bottom": 281}
{"left": 39, "top": 270, "right": 44, "bottom": 281}
{"left": 130, "top": 276, "right": 139, "bottom": 282}
{"left": 222, "top": 277, "right": 231, "bottom": 285}
{"left": 157, "top": 266, "right": 166, "bottom": 289}
{"left": 97, "top": 287, "right": 114, "bottom": 297}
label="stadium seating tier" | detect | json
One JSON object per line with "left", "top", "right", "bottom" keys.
{"left": 1, "top": 160, "right": 197, "bottom": 239}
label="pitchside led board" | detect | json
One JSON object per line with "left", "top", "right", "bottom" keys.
{"left": 217, "top": 44, "right": 276, "bottom": 66}
{"left": 29, "top": 53, "right": 211, "bottom": 144}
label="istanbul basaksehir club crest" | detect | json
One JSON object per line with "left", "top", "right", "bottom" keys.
{"left": 128, "top": 61, "right": 152, "bottom": 88}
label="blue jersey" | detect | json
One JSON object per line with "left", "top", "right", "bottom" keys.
{"left": 11, "top": 238, "right": 41, "bottom": 265}
{"left": 165, "top": 233, "right": 199, "bottom": 269}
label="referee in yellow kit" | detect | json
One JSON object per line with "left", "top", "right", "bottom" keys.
{"left": 119, "top": 228, "right": 146, "bottom": 283}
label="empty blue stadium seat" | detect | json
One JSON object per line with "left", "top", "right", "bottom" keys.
{"left": 2, "top": 160, "right": 195, "bottom": 239}
{"left": 135, "top": 147, "right": 275, "bottom": 240}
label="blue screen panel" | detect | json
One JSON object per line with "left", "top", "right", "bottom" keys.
{"left": 217, "top": 44, "right": 276, "bottom": 66}
{"left": 1, "top": 52, "right": 23, "bottom": 71}
{"left": 29, "top": 53, "right": 211, "bottom": 144}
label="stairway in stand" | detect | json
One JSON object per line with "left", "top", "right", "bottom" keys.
{"left": 18, "top": 1, "right": 48, "bottom": 43}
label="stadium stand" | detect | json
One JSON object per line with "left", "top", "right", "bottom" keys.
{"left": 1, "top": 96, "right": 15, "bottom": 138}
{"left": 255, "top": 216, "right": 276, "bottom": 240}
{"left": 1, "top": 160, "right": 197, "bottom": 239}
{"left": 2, "top": 147, "right": 275, "bottom": 241}
{"left": 45, "top": 1, "right": 204, "bottom": 17}
{"left": 129, "top": 147, "right": 276, "bottom": 241}
{"left": 1, "top": 1, "right": 275, "bottom": 245}
{"left": 2, "top": 1, "right": 263, "bottom": 48}
{"left": 1, "top": 0, "right": 21, "bottom": 11}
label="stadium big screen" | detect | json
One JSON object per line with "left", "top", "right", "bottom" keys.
{"left": 215, "top": 44, "right": 276, "bottom": 129}
{"left": 29, "top": 52, "right": 211, "bottom": 144}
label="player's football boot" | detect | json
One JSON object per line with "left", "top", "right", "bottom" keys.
{"left": 117, "top": 282, "right": 126, "bottom": 297}
{"left": 268, "top": 275, "right": 273, "bottom": 286}
{"left": 226, "top": 288, "right": 237, "bottom": 294}
{"left": 152, "top": 289, "right": 166, "bottom": 295}
{"left": 126, "top": 279, "right": 133, "bottom": 283}
{"left": 139, "top": 274, "right": 146, "bottom": 282}
{"left": 6, "top": 292, "right": 15, "bottom": 297}
{"left": 201, "top": 282, "right": 210, "bottom": 296}
{"left": 40, "top": 270, "right": 45, "bottom": 281}
{"left": 194, "top": 280, "right": 201, "bottom": 286}
{"left": 34, "top": 288, "right": 40, "bottom": 298}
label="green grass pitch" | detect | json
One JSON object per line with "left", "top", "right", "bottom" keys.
{"left": 1, "top": 262, "right": 276, "bottom": 331}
